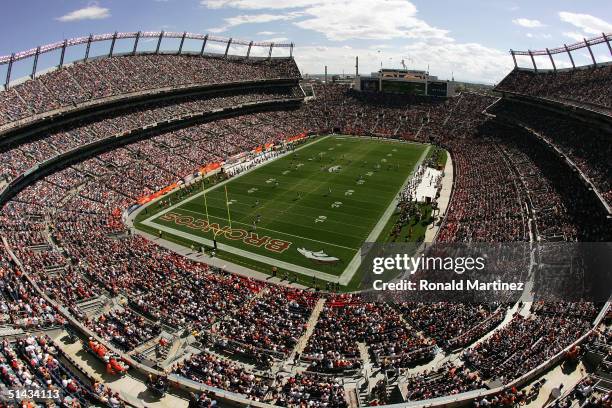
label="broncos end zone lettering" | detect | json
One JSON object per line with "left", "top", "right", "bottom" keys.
{"left": 159, "top": 212, "right": 291, "bottom": 254}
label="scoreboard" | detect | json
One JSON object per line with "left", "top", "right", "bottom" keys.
{"left": 360, "top": 78, "right": 379, "bottom": 92}
{"left": 381, "top": 80, "right": 426, "bottom": 95}
{"left": 428, "top": 81, "right": 448, "bottom": 97}
{"left": 356, "top": 69, "right": 455, "bottom": 97}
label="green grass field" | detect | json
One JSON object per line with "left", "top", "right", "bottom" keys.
{"left": 136, "top": 135, "right": 428, "bottom": 278}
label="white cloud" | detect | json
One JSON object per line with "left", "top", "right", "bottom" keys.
{"left": 56, "top": 5, "right": 110, "bottom": 22}
{"left": 209, "top": 12, "right": 300, "bottom": 33}
{"left": 295, "top": 42, "right": 511, "bottom": 84}
{"left": 260, "top": 37, "right": 289, "bottom": 43}
{"left": 205, "top": 0, "right": 449, "bottom": 42}
{"left": 563, "top": 31, "right": 585, "bottom": 42}
{"left": 203, "top": 0, "right": 512, "bottom": 82}
{"left": 525, "top": 32, "right": 551, "bottom": 39}
{"left": 256, "top": 31, "right": 280, "bottom": 35}
{"left": 512, "top": 18, "right": 545, "bottom": 28}
{"left": 202, "top": 0, "right": 321, "bottom": 9}
{"left": 559, "top": 12, "right": 612, "bottom": 36}
{"left": 296, "top": 0, "right": 450, "bottom": 41}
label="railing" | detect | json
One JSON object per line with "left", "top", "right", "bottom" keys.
{"left": 509, "top": 33, "right": 612, "bottom": 70}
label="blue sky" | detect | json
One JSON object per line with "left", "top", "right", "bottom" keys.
{"left": 0, "top": 0, "right": 610, "bottom": 84}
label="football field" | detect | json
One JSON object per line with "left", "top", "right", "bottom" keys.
{"left": 137, "top": 135, "right": 429, "bottom": 280}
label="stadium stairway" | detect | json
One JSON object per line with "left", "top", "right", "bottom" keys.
{"left": 28, "top": 243, "right": 52, "bottom": 252}
{"left": 345, "top": 386, "right": 360, "bottom": 408}
{"left": 0, "top": 324, "right": 24, "bottom": 337}
{"left": 357, "top": 352, "right": 370, "bottom": 406}
{"left": 290, "top": 297, "right": 326, "bottom": 359}
{"left": 356, "top": 343, "right": 384, "bottom": 406}
{"left": 160, "top": 335, "right": 189, "bottom": 368}
{"left": 75, "top": 295, "right": 109, "bottom": 319}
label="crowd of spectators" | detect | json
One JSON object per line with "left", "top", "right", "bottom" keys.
{"left": 0, "top": 334, "right": 123, "bottom": 407}
{"left": 86, "top": 307, "right": 161, "bottom": 352}
{"left": 0, "top": 66, "right": 608, "bottom": 407}
{"left": 0, "top": 246, "right": 66, "bottom": 328}
{"left": 173, "top": 351, "right": 271, "bottom": 401}
{"left": 403, "top": 363, "right": 484, "bottom": 401}
{"left": 423, "top": 93, "right": 531, "bottom": 243}
{"left": 303, "top": 294, "right": 434, "bottom": 369}
{"left": 492, "top": 98, "right": 611, "bottom": 206}
{"left": 0, "top": 85, "right": 301, "bottom": 186}
{"left": 400, "top": 303, "right": 506, "bottom": 350}
{"left": 0, "top": 53, "right": 301, "bottom": 127}
{"left": 491, "top": 119, "right": 611, "bottom": 242}
{"left": 495, "top": 65, "right": 612, "bottom": 114}
{"left": 462, "top": 311, "right": 592, "bottom": 383}
{"left": 133, "top": 268, "right": 262, "bottom": 330}
{"left": 273, "top": 373, "right": 348, "bottom": 407}
{"left": 217, "top": 286, "right": 318, "bottom": 356}
{"left": 303, "top": 83, "right": 445, "bottom": 138}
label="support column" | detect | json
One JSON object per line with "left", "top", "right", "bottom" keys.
{"left": 224, "top": 38, "right": 232, "bottom": 58}
{"left": 546, "top": 48, "right": 556, "bottom": 72}
{"left": 528, "top": 50, "right": 537, "bottom": 72}
{"left": 156, "top": 31, "right": 164, "bottom": 54}
{"left": 604, "top": 33, "right": 612, "bottom": 56}
{"left": 178, "top": 31, "right": 187, "bottom": 54}
{"left": 584, "top": 39, "right": 597, "bottom": 66}
{"left": 132, "top": 31, "right": 141, "bottom": 55}
{"left": 4, "top": 53, "right": 14, "bottom": 90}
{"left": 108, "top": 31, "right": 118, "bottom": 57}
{"left": 84, "top": 34, "right": 93, "bottom": 61}
{"left": 59, "top": 39, "right": 68, "bottom": 68}
{"left": 564, "top": 44, "right": 575, "bottom": 69}
{"left": 246, "top": 41, "right": 253, "bottom": 59}
{"left": 31, "top": 47, "right": 41, "bottom": 79}
{"left": 200, "top": 35, "right": 208, "bottom": 55}
{"left": 290, "top": 43, "right": 294, "bottom": 58}
{"left": 510, "top": 50, "right": 517, "bottom": 68}
{"left": 268, "top": 43, "right": 274, "bottom": 60}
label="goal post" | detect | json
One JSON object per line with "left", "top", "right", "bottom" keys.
{"left": 224, "top": 185, "right": 233, "bottom": 229}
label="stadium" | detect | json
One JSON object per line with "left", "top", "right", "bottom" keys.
{"left": 0, "top": 11, "right": 610, "bottom": 408}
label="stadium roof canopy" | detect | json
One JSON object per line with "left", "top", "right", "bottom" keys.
{"left": 0, "top": 31, "right": 295, "bottom": 88}
{"left": 510, "top": 32, "right": 611, "bottom": 71}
